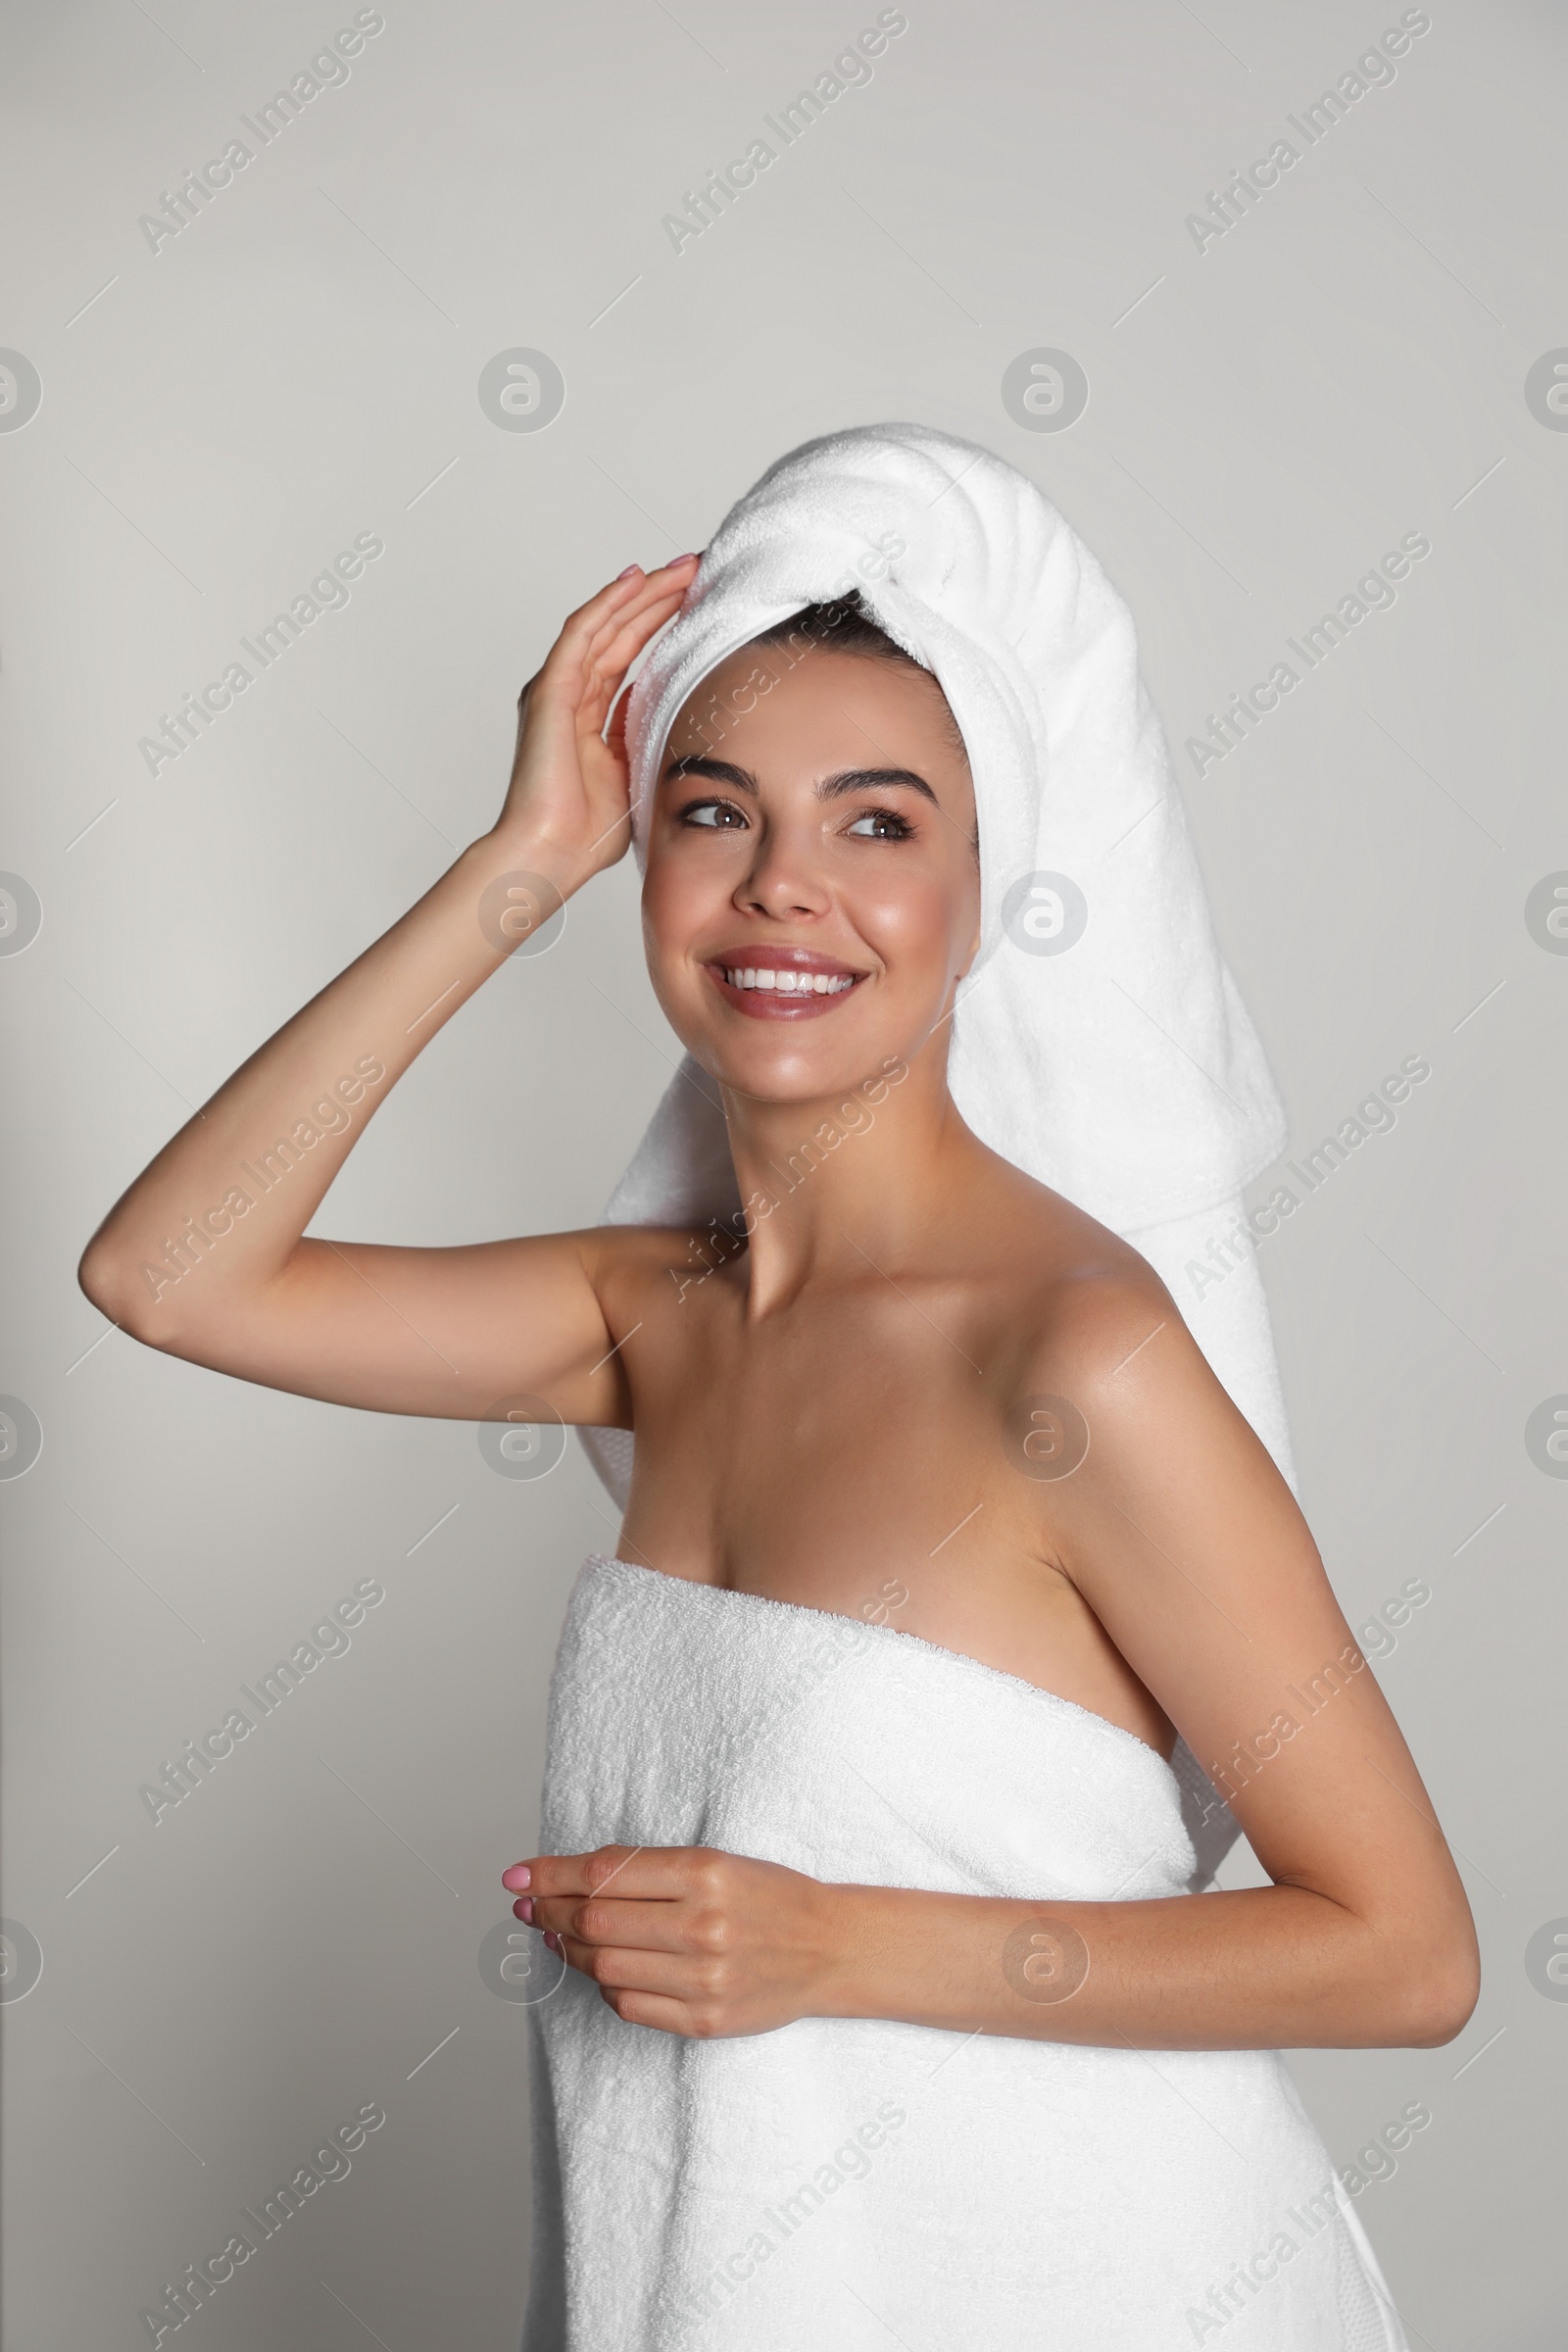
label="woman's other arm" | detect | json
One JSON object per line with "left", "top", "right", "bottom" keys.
{"left": 515, "top": 1276, "right": 1481, "bottom": 2048}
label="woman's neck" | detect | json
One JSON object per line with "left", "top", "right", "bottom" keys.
{"left": 718, "top": 1029, "right": 984, "bottom": 1314}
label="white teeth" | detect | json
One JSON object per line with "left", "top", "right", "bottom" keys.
{"left": 721, "top": 965, "right": 856, "bottom": 995}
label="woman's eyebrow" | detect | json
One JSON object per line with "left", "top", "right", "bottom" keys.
{"left": 818, "top": 765, "right": 938, "bottom": 805}
{"left": 662, "top": 756, "right": 939, "bottom": 806}
{"left": 663, "top": 755, "right": 758, "bottom": 794}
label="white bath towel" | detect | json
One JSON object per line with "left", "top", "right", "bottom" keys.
{"left": 579, "top": 422, "right": 1298, "bottom": 1879}
{"left": 522, "top": 1556, "right": 1408, "bottom": 2350}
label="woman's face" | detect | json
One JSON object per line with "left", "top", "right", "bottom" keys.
{"left": 641, "top": 642, "right": 980, "bottom": 1103}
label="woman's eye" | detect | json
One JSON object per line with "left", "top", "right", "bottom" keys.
{"left": 680, "top": 799, "right": 748, "bottom": 830}
{"left": 846, "top": 808, "right": 913, "bottom": 840}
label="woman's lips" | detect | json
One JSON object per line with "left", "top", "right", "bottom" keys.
{"left": 703, "top": 950, "right": 867, "bottom": 1020}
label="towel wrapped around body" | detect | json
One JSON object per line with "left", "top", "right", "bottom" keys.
{"left": 528, "top": 424, "right": 1403, "bottom": 2346}
{"left": 521, "top": 1556, "right": 1407, "bottom": 2352}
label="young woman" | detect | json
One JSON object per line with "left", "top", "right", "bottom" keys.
{"left": 81, "top": 429, "right": 1477, "bottom": 2350}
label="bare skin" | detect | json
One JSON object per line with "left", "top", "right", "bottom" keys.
{"left": 80, "top": 559, "right": 1481, "bottom": 2055}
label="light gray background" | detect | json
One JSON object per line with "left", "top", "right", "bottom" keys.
{"left": 3, "top": 1, "right": 1564, "bottom": 2345}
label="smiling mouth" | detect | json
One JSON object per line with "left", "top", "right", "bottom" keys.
{"left": 722, "top": 964, "right": 854, "bottom": 995}
{"left": 704, "top": 951, "right": 867, "bottom": 1018}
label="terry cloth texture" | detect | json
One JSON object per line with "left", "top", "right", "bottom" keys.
{"left": 520, "top": 1556, "right": 1408, "bottom": 2351}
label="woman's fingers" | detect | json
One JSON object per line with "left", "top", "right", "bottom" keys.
{"left": 525, "top": 563, "right": 696, "bottom": 745}
{"left": 576, "top": 571, "right": 698, "bottom": 714}
{"left": 598, "top": 1988, "right": 696, "bottom": 2034}
{"left": 560, "top": 558, "right": 668, "bottom": 635}
{"left": 489, "top": 555, "right": 698, "bottom": 873}
{"left": 502, "top": 1844, "right": 827, "bottom": 2038}
{"left": 557, "top": 555, "right": 698, "bottom": 673}
{"left": 556, "top": 1935, "right": 711, "bottom": 1996}
{"left": 509, "top": 1843, "right": 741, "bottom": 2018}
{"left": 570, "top": 556, "right": 698, "bottom": 666}
{"left": 603, "top": 685, "right": 631, "bottom": 764}
{"left": 573, "top": 605, "right": 687, "bottom": 742}
{"left": 530, "top": 1892, "right": 693, "bottom": 1952}
{"left": 583, "top": 587, "right": 689, "bottom": 691}
{"left": 554, "top": 1930, "right": 736, "bottom": 2034}
{"left": 514, "top": 555, "right": 697, "bottom": 744}
{"left": 518, "top": 1844, "right": 710, "bottom": 1901}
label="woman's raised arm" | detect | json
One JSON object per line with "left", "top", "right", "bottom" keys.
{"left": 77, "top": 555, "right": 699, "bottom": 1424}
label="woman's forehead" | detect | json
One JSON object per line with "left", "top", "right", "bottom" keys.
{"left": 662, "top": 645, "right": 968, "bottom": 766}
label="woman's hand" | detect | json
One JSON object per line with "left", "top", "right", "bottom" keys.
{"left": 494, "top": 555, "right": 700, "bottom": 887}
{"left": 501, "top": 1845, "right": 850, "bottom": 2038}
{"left": 76, "top": 551, "right": 699, "bottom": 1411}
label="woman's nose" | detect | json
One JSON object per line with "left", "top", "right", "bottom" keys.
{"left": 734, "top": 821, "right": 832, "bottom": 918}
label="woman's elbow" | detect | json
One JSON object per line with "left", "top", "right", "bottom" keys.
{"left": 78, "top": 1237, "right": 123, "bottom": 1319}
{"left": 77, "top": 1237, "right": 168, "bottom": 1347}
{"left": 1389, "top": 1931, "right": 1482, "bottom": 2048}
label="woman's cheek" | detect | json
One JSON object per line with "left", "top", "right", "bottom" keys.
{"left": 856, "top": 870, "right": 970, "bottom": 998}
{"left": 642, "top": 850, "right": 711, "bottom": 962}
{"left": 641, "top": 859, "right": 723, "bottom": 1025}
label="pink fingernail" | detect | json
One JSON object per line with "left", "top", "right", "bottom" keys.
{"left": 513, "top": 1897, "right": 534, "bottom": 1924}
{"left": 502, "top": 1864, "right": 531, "bottom": 1891}
{"left": 543, "top": 1931, "right": 561, "bottom": 1953}
{"left": 616, "top": 564, "right": 642, "bottom": 579}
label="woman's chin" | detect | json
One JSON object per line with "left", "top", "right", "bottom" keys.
{"left": 656, "top": 970, "right": 934, "bottom": 1105}
{"left": 673, "top": 1016, "right": 898, "bottom": 1106}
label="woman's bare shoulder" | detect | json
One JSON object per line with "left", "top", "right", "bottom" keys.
{"left": 963, "top": 1152, "right": 1186, "bottom": 1380}
{"left": 976, "top": 1165, "right": 1285, "bottom": 1542}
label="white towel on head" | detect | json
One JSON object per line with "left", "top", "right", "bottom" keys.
{"left": 623, "top": 421, "right": 1286, "bottom": 1229}
{"left": 580, "top": 421, "right": 1299, "bottom": 1879}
